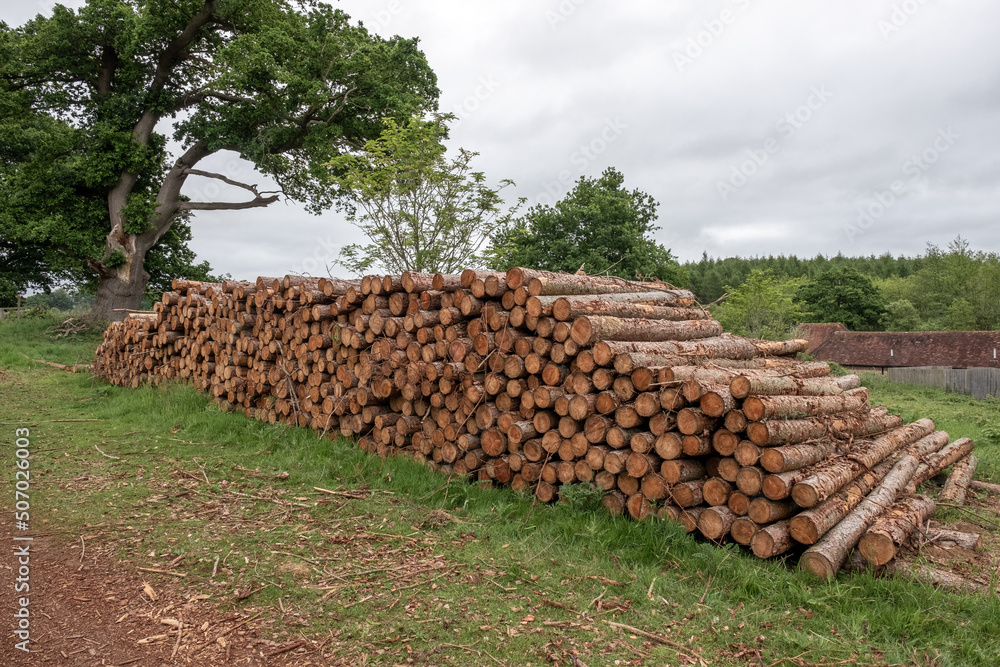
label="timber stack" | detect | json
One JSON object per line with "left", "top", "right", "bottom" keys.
{"left": 93, "top": 267, "right": 982, "bottom": 579}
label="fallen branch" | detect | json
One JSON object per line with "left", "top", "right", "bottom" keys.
{"left": 605, "top": 621, "right": 707, "bottom": 666}
{"left": 137, "top": 567, "right": 187, "bottom": 578}
{"left": 21, "top": 353, "right": 93, "bottom": 373}
{"left": 94, "top": 445, "right": 121, "bottom": 460}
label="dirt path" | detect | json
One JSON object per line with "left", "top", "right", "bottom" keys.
{"left": 0, "top": 527, "right": 330, "bottom": 666}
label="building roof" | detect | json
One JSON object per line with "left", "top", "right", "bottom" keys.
{"left": 799, "top": 325, "right": 1000, "bottom": 369}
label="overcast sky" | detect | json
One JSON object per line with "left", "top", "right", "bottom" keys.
{"left": 5, "top": 1, "right": 1000, "bottom": 281}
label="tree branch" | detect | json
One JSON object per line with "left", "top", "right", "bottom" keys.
{"left": 183, "top": 168, "right": 278, "bottom": 197}
{"left": 178, "top": 194, "right": 280, "bottom": 211}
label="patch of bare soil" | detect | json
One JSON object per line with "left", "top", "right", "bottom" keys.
{"left": 0, "top": 527, "right": 332, "bottom": 666}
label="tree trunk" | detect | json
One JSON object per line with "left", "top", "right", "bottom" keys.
{"left": 858, "top": 494, "right": 936, "bottom": 566}
{"left": 747, "top": 407, "right": 903, "bottom": 446}
{"left": 91, "top": 239, "right": 154, "bottom": 321}
{"left": 505, "top": 267, "right": 692, "bottom": 298}
{"left": 799, "top": 454, "right": 920, "bottom": 579}
{"left": 747, "top": 498, "right": 798, "bottom": 524}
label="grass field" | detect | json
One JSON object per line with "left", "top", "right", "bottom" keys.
{"left": 2, "top": 313, "right": 1000, "bottom": 665}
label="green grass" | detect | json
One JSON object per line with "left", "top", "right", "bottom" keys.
{"left": 2, "top": 317, "right": 999, "bottom": 665}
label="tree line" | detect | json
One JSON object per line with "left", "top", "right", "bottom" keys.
{"left": 702, "top": 237, "right": 1000, "bottom": 338}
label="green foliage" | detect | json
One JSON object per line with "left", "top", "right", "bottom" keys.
{"left": 797, "top": 266, "right": 888, "bottom": 330}
{"left": 874, "top": 237, "right": 1000, "bottom": 330}
{"left": 883, "top": 299, "right": 922, "bottom": 331}
{"left": 0, "top": 1, "right": 438, "bottom": 306}
{"left": 327, "top": 114, "right": 522, "bottom": 275}
{"left": 684, "top": 251, "right": 922, "bottom": 304}
{"left": 713, "top": 269, "right": 806, "bottom": 340}
{"left": 486, "top": 167, "right": 685, "bottom": 285}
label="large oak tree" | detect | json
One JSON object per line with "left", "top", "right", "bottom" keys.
{"left": 0, "top": 0, "right": 438, "bottom": 319}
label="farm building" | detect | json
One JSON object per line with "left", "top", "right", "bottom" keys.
{"left": 798, "top": 323, "right": 1000, "bottom": 398}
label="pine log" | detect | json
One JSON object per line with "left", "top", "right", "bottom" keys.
{"left": 727, "top": 491, "right": 750, "bottom": 516}
{"left": 792, "top": 419, "right": 934, "bottom": 508}
{"left": 925, "top": 528, "right": 982, "bottom": 551}
{"left": 858, "top": 494, "right": 936, "bottom": 566}
{"left": 507, "top": 267, "right": 691, "bottom": 298}
{"left": 749, "top": 339, "right": 808, "bottom": 357}
{"left": 743, "top": 388, "right": 869, "bottom": 422}
{"left": 747, "top": 498, "right": 797, "bottom": 525}
{"left": 939, "top": 455, "right": 978, "bottom": 506}
{"left": 698, "top": 506, "right": 736, "bottom": 541}
{"left": 528, "top": 294, "right": 707, "bottom": 321}
{"left": 970, "top": 480, "right": 1000, "bottom": 495}
{"left": 700, "top": 387, "right": 736, "bottom": 418}
{"left": 746, "top": 408, "right": 903, "bottom": 447}
{"left": 712, "top": 430, "right": 741, "bottom": 457}
{"left": 626, "top": 493, "right": 655, "bottom": 520}
{"left": 759, "top": 439, "right": 845, "bottom": 474}
{"left": 730, "top": 374, "right": 858, "bottom": 400}
{"left": 734, "top": 440, "right": 762, "bottom": 467}
{"left": 676, "top": 507, "right": 705, "bottom": 533}
{"left": 640, "top": 473, "right": 671, "bottom": 501}
{"left": 724, "top": 409, "right": 748, "bottom": 434}
{"left": 735, "top": 466, "right": 766, "bottom": 497}
{"left": 677, "top": 408, "right": 715, "bottom": 435}
{"left": 703, "top": 478, "right": 733, "bottom": 506}
{"left": 799, "top": 454, "right": 920, "bottom": 579}
{"left": 730, "top": 517, "right": 759, "bottom": 545}
{"left": 671, "top": 479, "right": 705, "bottom": 508}
{"left": 717, "top": 457, "right": 741, "bottom": 483}
{"left": 906, "top": 438, "right": 975, "bottom": 494}
{"left": 570, "top": 316, "right": 722, "bottom": 347}
{"left": 750, "top": 520, "right": 794, "bottom": 559}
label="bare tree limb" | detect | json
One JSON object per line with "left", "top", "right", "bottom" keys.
{"left": 178, "top": 194, "right": 280, "bottom": 211}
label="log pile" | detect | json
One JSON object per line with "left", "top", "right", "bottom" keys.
{"left": 93, "top": 267, "right": 981, "bottom": 578}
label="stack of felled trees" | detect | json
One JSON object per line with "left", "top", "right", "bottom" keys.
{"left": 93, "top": 267, "right": 982, "bottom": 579}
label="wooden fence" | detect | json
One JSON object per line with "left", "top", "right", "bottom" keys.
{"left": 886, "top": 366, "right": 1000, "bottom": 399}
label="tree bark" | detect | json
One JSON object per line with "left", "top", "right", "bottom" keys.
{"left": 858, "top": 494, "right": 936, "bottom": 566}
{"left": 526, "top": 293, "right": 703, "bottom": 320}
{"left": 730, "top": 374, "right": 858, "bottom": 400}
{"left": 742, "top": 388, "right": 869, "bottom": 422}
{"left": 799, "top": 454, "right": 920, "bottom": 579}
{"left": 939, "top": 454, "right": 978, "bottom": 506}
{"left": 791, "top": 419, "right": 934, "bottom": 508}
{"left": 747, "top": 498, "right": 798, "bottom": 524}
{"left": 746, "top": 408, "right": 903, "bottom": 447}
{"left": 570, "top": 316, "right": 722, "bottom": 347}
{"left": 788, "top": 430, "right": 949, "bottom": 544}
{"left": 905, "top": 438, "right": 975, "bottom": 494}
{"left": 505, "top": 267, "right": 691, "bottom": 298}
{"left": 759, "top": 439, "right": 846, "bottom": 474}
{"left": 749, "top": 339, "right": 808, "bottom": 357}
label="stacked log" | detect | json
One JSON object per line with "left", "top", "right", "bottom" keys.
{"left": 93, "top": 267, "right": 980, "bottom": 578}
